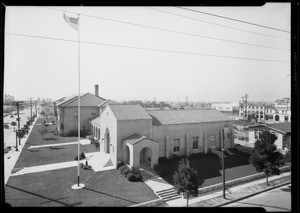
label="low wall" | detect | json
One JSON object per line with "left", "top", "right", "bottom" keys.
{"left": 130, "top": 198, "right": 163, "bottom": 207}
{"left": 198, "top": 165, "right": 291, "bottom": 194}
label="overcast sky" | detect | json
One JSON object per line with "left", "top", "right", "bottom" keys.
{"left": 4, "top": 3, "right": 290, "bottom": 103}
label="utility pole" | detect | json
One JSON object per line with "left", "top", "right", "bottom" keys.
{"left": 221, "top": 128, "right": 225, "bottom": 198}
{"left": 35, "top": 100, "right": 37, "bottom": 116}
{"left": 13, "top": 101, "right": 23, "bottom": 146}
{"left": 29, "top": 98, "right": 33, "bottom": 124}
{"left": 185, "top": 96, "right": 188, "bottom": 109}
{"left": 244, "top": 94, "right": 248, "bottom": 126}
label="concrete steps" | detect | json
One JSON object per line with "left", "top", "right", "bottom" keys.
{"left": 156, "top": 187, "right": 182, "bottom": 202}
{"left": 140, "top": 168, "right": 160, "bottom": 181}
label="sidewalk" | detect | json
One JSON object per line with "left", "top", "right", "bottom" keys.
{"left": 4, "top": 116, "right": 39, "bottom": 184}
{"left": 160, "top": 171, "right": 291, "bottom": 207}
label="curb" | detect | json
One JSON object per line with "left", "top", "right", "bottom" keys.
{"left": 213, "top": 180, "right": 291, "bottom": 207}
{"left": 198, "top": 165, "right": 291, "bottom": 195}
{"left": 130, "top": 198, "right": 164, "bottom": 207}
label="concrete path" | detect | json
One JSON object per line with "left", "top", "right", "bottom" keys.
{"left": 26, "top": 139, "right": 91, "bottom": 149}
{"left": 10, "top": 151, "right": 115, "bottom": 177}
{"left": 4, "top": 116, "right": 39, "bottom": 184}
{"left": 161, "top": 171, "right": 291, "bottom": 207}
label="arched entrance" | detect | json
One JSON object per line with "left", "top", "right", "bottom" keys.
{"left": 105, "top": 128, "right": 110, "bottom": 153}
{"left": 125, "top": 145, "right": 130, "bottom": 165}
{"left": 140, "top": 147, "right": 152, "bottom": 167}
{"left": 275, "top": 115, "right": 280, "bottom": 121}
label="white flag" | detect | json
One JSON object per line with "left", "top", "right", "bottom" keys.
{"left": 63, "top": 13, "right": 79, "bottom": 31}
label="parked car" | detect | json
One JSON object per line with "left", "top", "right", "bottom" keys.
{"left": 4, "top": 124, "right": 9, "bottom": 129}
{"left": 10, "top": 115, "right": 14, "bottom": 118}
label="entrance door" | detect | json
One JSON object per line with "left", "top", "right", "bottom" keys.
{"left": 106, "top": 133, "right": 110, "bottom": 153}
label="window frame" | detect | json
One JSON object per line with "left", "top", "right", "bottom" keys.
{"left": 192, "top": 136, "right": 199, "bottom": 150}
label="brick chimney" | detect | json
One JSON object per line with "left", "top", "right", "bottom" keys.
{"left": 95, "top": 84, "right": 99, "bottom": 97}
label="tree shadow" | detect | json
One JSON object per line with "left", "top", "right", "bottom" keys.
{"left": 232, "top": 200, "right": 290, "bottom": 211}
{"left": 6, "top": 184, "right": 73, "bottom": 207}
{"left": 83, "top": 187, "right": 138, "bottom": 205}
{"left": 43, "top": 137, "right": 58, "bottom": 141}
{"left": 48, "top": 147, "right": 65, "bottom": 150}
{"left": 280, "top": 185, "right": 291, "bottom": 192}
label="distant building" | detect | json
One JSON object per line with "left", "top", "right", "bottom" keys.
{"left": 211, "top": 101, "right": 239, "bottom": 112}
{"left": 239, "top": 100, "right": 291, "bottom": 123}
{"left": 248, "top": 122, "right": 291, "bottom": 151}
{"left": 45, "top": 98, "right": 53, "bottom": 103}
{"left": 3, "top": 94, "right": 15, "bottom": 105}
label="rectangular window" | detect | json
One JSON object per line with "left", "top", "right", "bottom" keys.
{"left": 193, "top": 137, "right": 199, "bottom": 149}
{"left": 227, "top": 133, "right": 230, "bottom": 139}
{"left": 173, "top": 138, "right": 180, "bottom": 152}
{"left": 73, "top": 112, "right": 78, "bottom": 120}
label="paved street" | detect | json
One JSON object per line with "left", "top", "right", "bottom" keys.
{"left": 223, "top": 184, "right": 291, "bottom": 211}
{"left": 4, "top": 107, "right": 39, "bottom": 148}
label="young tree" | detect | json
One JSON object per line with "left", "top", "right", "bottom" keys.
{"left": 38, "top": 126, "right": 48, "bottom": 140}
{"left": 249, "top": 130, "right": 285, "bottom": 185}
{"left": 173, "top": 158, "right": 199, "bottom": 207}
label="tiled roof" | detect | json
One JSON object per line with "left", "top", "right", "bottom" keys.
{"left": 109, "top": 104, "right": 152, "bottom": 120}
{"left": 89, "top": 116, "right": 100, "bottom": 126}
{"left": 57, "top": 93, "right": 107, "bottom": 107}
{"left": 56, "top": 93, "right": 86, "bottom": 107}
{"left": 266, "top": 122, "right": 291, "bottom": 134}
{"left": 123, "top": 133, "right": 158, "bottom": 145}
{"left": 147, "top": 109, "right": 233, "bottom": 125}
{"left": 97, "top": 99, "right": 118, "bottom": 107}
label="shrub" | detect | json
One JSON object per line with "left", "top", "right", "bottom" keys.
{"left": 119, "top": 165, "right": 128, "bottom": 173}
{"left": 65, "top": 128, "right": 90, "bottom": 138}
{"left": 154, "top": 163, "right": 170, "bottom": 177}
{"left": 234, "top": 144, "right": 254, "bottom": 154}
{"left": 74, "top": 152, "right": 86, "bottom": 161}
{"left": 94, "top": 140, "right": 100, "bottom": 148}
{"left": 122, "top": 168, "right": 131, "bottom": 176}
{"left": 125, "top": 167, "right": 142, "bottom": 182}
{"left": 169, "top": 154, "right": 180, "bottom": 161}
{"left": 188, "top": 152, "right": 205, "bottom": 159}
{"left": 116, "top": 161, "right": 125, "bottom": 169}
{"left": 158, "top": 157, "right": 168, "bottom": 164}
{"left": 11, "top": 121, "right": 17, "bottom": 126}
{"left": 126, "top": 172, "right": 135, "bottom": 181}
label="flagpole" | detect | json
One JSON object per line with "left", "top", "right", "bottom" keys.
{"left": 72, "top": 12, "right": 84, "bottom": 190}
{"left": 77, "top": 13, "right": 80, "bottom": 187}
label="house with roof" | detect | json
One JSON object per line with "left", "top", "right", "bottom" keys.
{"left": 54, "top": 85, "right": 116, "bottom": 134}
{"left": 248, "top": 122, "right": 291, "bottom": 151}
{"left": 96, "top": 104, "right": 234, "bottom": 169}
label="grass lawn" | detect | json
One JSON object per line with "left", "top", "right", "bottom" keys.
{"left": 5, "top": 167, "right": 159, "bottom": 207}
{"left": 15, "top": 143, "right": 99, "bottom": 168}
{"left": 14, "top": 116, "right": 99, "bottom": 168}
{"left": 25, "top": 117, "right": 86, "bottom": 147}
{"left": 160, "top": 148, "right": 258, "bottom": 187}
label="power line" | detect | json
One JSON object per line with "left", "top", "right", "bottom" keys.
{"left": 147, "top": 7, "right": 289, "bottom": 40}
{"left": 177, "top": 7, "right": 290, "bottom": 33}
{"left": 5, "top": 32, "right": 289, "bottom": 63}
{"left": 40, "top": 6, "right": 288, "bottom": 51}
{"left": 262, "top": 73, "right": 290, "bottom": 100}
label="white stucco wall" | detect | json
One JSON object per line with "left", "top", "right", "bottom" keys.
{"left": 99, "top": 106, "right": 118, "bottom": 165}
{"left": 117, "top": 119, "right": 152, "bottom": 163}
{"left": 152, "top": 121, "right": 234, "bottom": 158}
{"left": 63, "top": 106, "right": 98, "bottom": 132}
